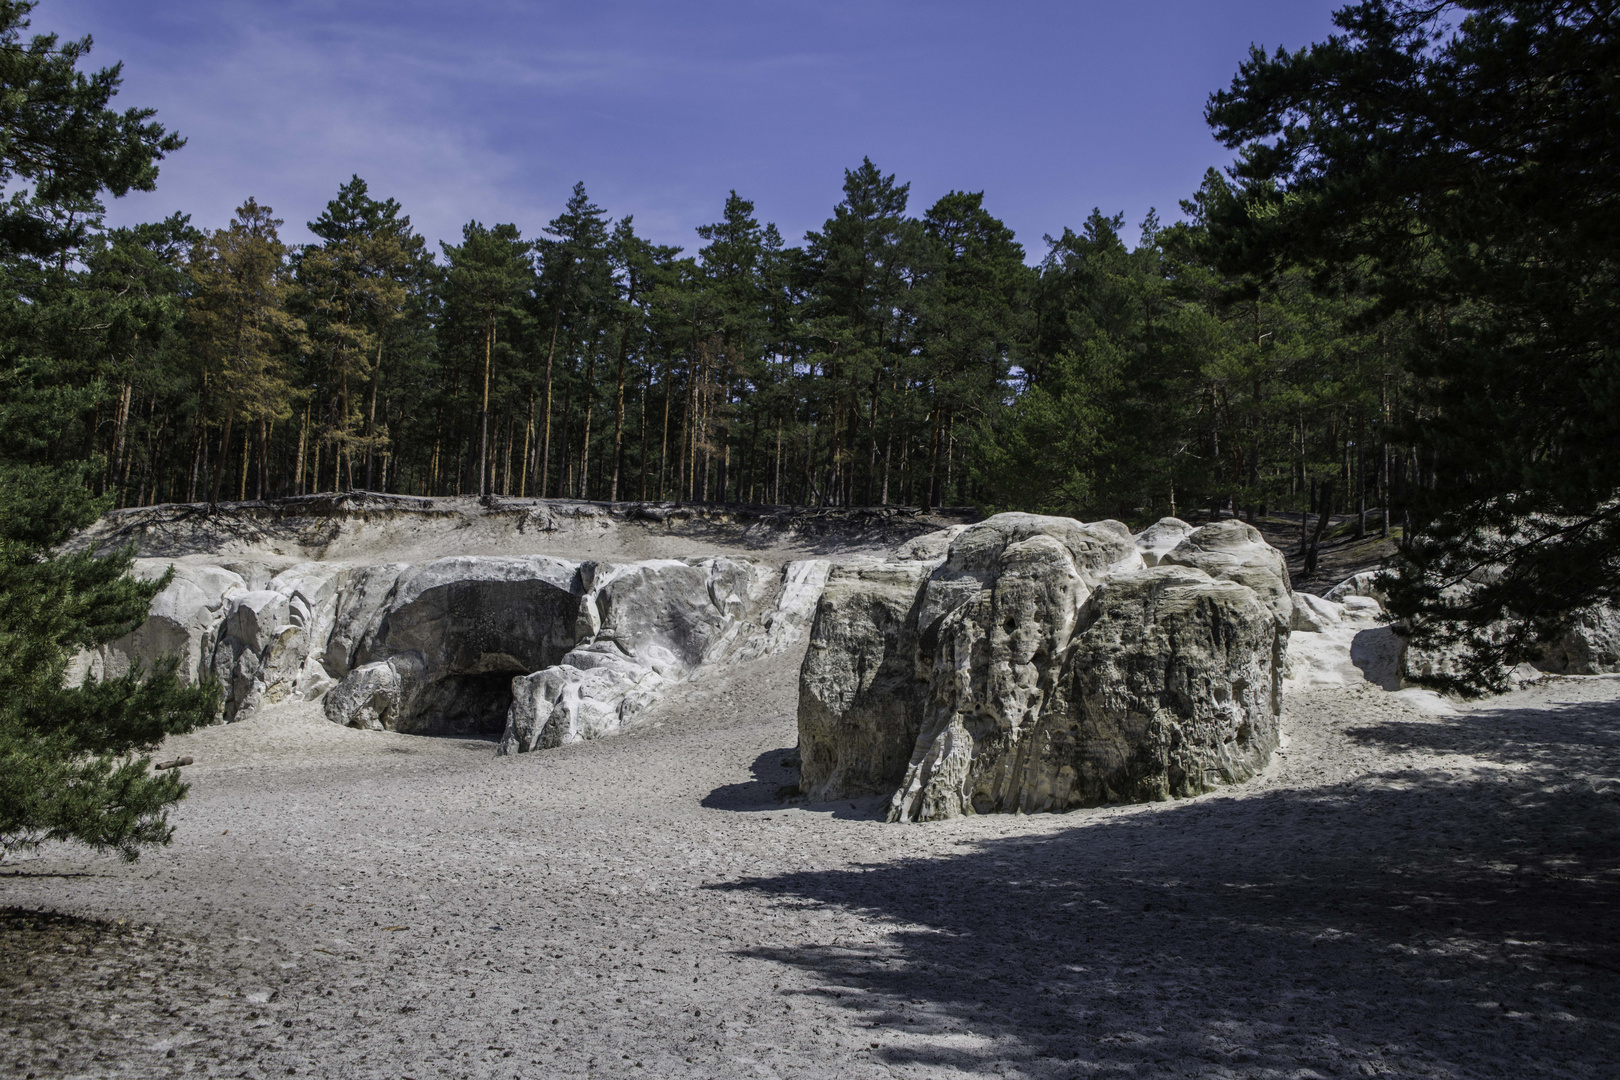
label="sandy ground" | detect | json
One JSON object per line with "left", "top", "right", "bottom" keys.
{"left": 4, "top": 639, "right": 1619, "bottom": 1080}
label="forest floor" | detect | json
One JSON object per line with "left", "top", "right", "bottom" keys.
{"left": 5, "top": 647, "right": 1619, "bottom": 1079}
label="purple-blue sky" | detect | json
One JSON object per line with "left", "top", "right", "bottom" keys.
{"left": 47, "top": 0, "right": 1343, "bottom": 258}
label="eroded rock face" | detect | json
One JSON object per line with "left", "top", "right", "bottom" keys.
{"left": 799, "top": 513, "right": 1292, "bottom": 821}
{"left": 499, "top": 557, "right": 787, "bottom": 752}
{"left": 317, "top": 553, "right": 825, "bottom": 743}
{"left": 80, "top": 541, "right": 833, "bottom": 748}
{"left": 1536, "top": 603, "right": 1620, "bottom": 675}
{"left": 798, "top": 561, "right": 933, "bottom": 802}
{"left": 68, "top": 561, "right": 246, "bottom": 688}
{"left": 1133, "top": 517, "right": 1195, "bottom": 567}
{"left": 1160, "top": 519, "right": 1294, "bottom": 626}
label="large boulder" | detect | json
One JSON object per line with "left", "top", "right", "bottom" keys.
{"left": 500, "top": 557, "right": 776, "bottom": 751}
{"left": 1024, "top": 567, "right": 1281, "bottom": 808}
{"left": 207, "top": 563, "right": 358, "bottom": 722}
{"left": 328, "top": 556, "right": 584, "bottom": 735}
{"left": 320, "top": 563, "right": 409, "bottom": 680}
{"left": 1535, "top": 602, "right": 1620, "bottom": 675}
{"left": 890, "top": 516, "right": 1131, "bottom": 821}
{"left": 798, "top": 513, "right": 1291, "bottom": 821}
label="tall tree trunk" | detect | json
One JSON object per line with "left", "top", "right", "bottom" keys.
{"left": 924, "top": 402, "right": 942, "bottom": 512}
{"left": 238, "top": 420, "right": 250, "bottom": 502}
{"left": 257, "top": 418, "right": 269, "bottom": 500}
{"left": 520, "top": 390, "right": 534, "bottom": 498}
{"left": 658, "top": 361, "right": 673, "bottom": 499}
{"left": 637, "top": 365, "right": 649, "bottom": 501}
{"left": 578, "top": 342, "right": 599, "bottom": 500}
{"left": 295, "top": 400, "right": 310, "bottom": 496}
{"left": 610, "top": 278, "right": 637, "bottom": 502}
{"left": 211, "top": 415, "right": 232, "bottom": 507}
{"left": 108, "top": 380, "right": 132, "bottom": 505}
{"left": 365, "top": 339, "right": 382, "bottom": 490}
{"left": 539, "top": 311, "right": 562, "bottom": 497}
{"left": 479, "top": 317, "right": 494, "bottom": 499}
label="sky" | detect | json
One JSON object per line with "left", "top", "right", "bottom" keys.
{"left": 45, "top": 0, "right": 1345, "bottom": 259}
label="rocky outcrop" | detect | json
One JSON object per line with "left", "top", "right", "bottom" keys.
{"left": 315, "top": 553, "right": 825, "bottom": 744}
{"left": 797, "top": 561, "right": 934, "bottom": 802}
{"left": 67, "top": 561, "right": 247, "bottom": 688}
{"left": 498, "top": 557, "right": 780, "bottom": 751}
{"left": 1159, "top": 519, "right": 1293, "bottom": 626}
{"left": 328, "top": 556, "right": 583, "bottom": 735}
{"left": 799, "top": 513, "right": 1293, "bottom": 821}
{"left": 1133, "top": 517, "right": 1195, "bottom": 567}
{"left": 1535, "top": 602, "right": 1620, "bottom": 675}
{"left": 80, "top": 542, "right": 831, "bottom": 748}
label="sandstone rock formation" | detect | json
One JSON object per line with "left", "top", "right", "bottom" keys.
{"left": 74, "top": 543, "right": 828, "bottom": 749}
{"left": 321, "top": 554, "right": 824, "bottom": 744}
{"left": 1534, "top": 602, "right": 1620, "bottom": 675}
{"left": 68, "top": 560, "right": 246, "bottom": 688}
{"left": 798, "top": 513, "right": 1293, "bottom": 821}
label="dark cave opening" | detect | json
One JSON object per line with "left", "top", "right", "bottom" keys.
{"left": 413, "top": 672, "right": 522, "bottom": 738}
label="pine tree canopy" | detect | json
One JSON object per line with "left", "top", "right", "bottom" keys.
{"left": 1205, "top": 0, "right": 1620, "bottom": 690}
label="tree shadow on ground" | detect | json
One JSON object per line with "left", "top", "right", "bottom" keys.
{"left": 715, "top": 695, "right": 1620, "bottom": 1079}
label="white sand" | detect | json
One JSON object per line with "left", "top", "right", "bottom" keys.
{"left": 5, "top": 653, "right": 1618, "bottom": 1079}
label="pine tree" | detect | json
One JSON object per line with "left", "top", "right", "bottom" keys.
{"left": 1206, "top": 0, "right": 1620, "bottom": 690}
{"left": 439, "top": 222, "right": 530, "bottom": 498}
{"left": 186, "top": 199, "right": 303, "bottom": 503}
{"left": 0, "top": 0, "right": 215, "bottom": 862}
{"left": 298, "top": 176, "right": 427, "bottom": 492}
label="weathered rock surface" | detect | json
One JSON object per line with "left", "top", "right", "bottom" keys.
{"left": 1133, "top": 517, "right": 1195, "bottom": 567}
{"left": 499, "top": 557, "right": 785, "bottom": 751}
{"left": 799, "top": 513, "right": 1292, "bottom": 821}
{"left": 316, "top": 553, "right": 824, "bottom": 743}
{"left": 1007, "top": 566, "right": 1281, "bottom": 809}
{"left": 797, "top": 561, "right": 933, "bottom": 802}
{"left": 79, "top": 541, "right": 830, "bottom": 748}
{"left": 1160, "top": 519, "right": 1294, "bottom": 625}
{"left": 1535, "top": 602, "right": 1620, "bottom": 675}
{"left": 67, "top": 561, "right": 246, "bottom": 688}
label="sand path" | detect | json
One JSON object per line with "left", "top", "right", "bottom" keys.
{"left": 4, "top": 652, "right": 1619, "bottom": 1079}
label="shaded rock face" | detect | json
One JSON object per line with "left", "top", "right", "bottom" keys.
{"left": 797, "top": 561, "right": 933, "bottom": 802}
{"left": 799, "top": 512, "right": 1291, "bottom": 821}
{"left": 1536, "top": 603, "right": 1620, "bottom": 675}
{"left": 335, "top": 557, "right": 583, "bottom": 736}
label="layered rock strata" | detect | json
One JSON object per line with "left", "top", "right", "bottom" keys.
{"left": 799, "top": 513, "right": 1294, "bottom": 821}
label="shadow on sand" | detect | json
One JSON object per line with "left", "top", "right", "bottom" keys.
{"left": 713, "top": 695, "right": 1620, "bottom": 1077}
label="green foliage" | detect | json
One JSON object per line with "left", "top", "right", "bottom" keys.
{"left": 1207, "top": 0, "right": 1620, "bottom": 691}
{"left": 0, "top": 0, "right": 213, "bottom": 862}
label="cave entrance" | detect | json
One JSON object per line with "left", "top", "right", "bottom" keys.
{"left": 414, "top": 672, "right": 521, "bottom": 738}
